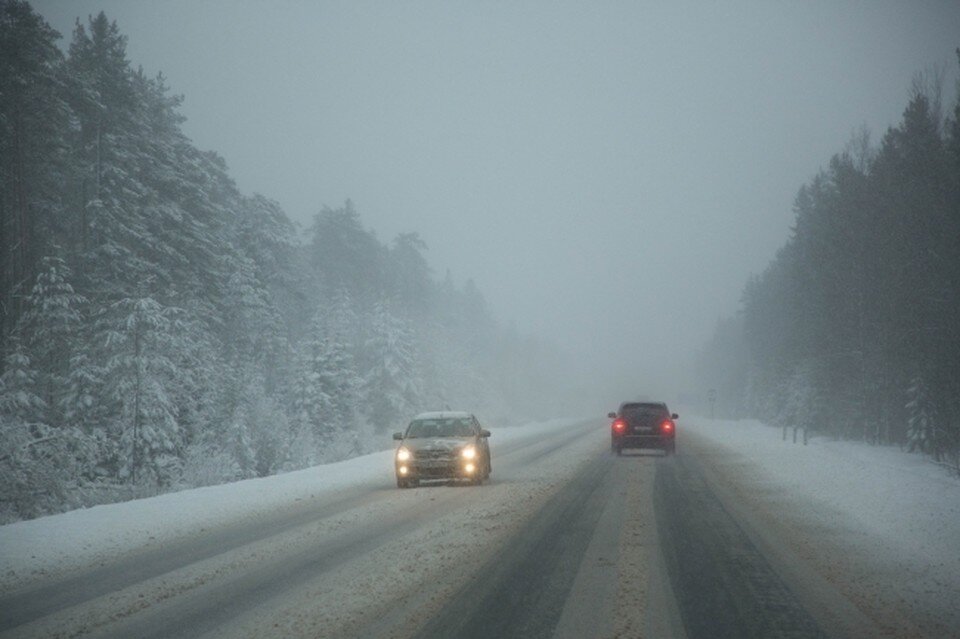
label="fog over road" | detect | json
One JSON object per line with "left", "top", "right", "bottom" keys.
{"left": 0, "top": 419, "right": 941, "bottom": 639}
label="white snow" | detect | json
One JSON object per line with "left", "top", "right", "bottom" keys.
{"left": 682, "top": 416, "right": 960, "bottom": 559}
{"left": 681, "top": 415, "right": 960, "bottom": 635}
{"left": 6, "top": 413, "right": 959, "bottom": 637}
{"left": 0, "top": 417, "right": 580, "bottom": 592}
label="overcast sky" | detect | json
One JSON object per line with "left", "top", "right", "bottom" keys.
{"left": 34, "top": 0, "right": 960, "bottom": 400}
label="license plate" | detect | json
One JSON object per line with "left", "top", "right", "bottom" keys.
{"left": 634, "top": 427, "right": 652, "bottom": 433}
{"left": 419, "top": 460, "right": 448, "bottom": 469}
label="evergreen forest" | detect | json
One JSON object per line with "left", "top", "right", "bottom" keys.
{"left": 698, "top": 58, "right": 960, "bottom": 473}
{"left": 0, "top": 3, "right": 577, "bottom": 521}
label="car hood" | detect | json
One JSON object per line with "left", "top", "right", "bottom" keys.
{"left": 401, "top": 438, "right": 472, "bottom": 453}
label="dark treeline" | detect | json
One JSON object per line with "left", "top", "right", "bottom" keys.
{"left": 0, "top": 3, "right": 578, "bottom": 521}
{"left": 698, "top": 59, "right": 960, "bottom": 472}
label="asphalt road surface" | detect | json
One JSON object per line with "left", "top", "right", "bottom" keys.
{"left": 0, "top": 420, "right": 879, "bottom": 638}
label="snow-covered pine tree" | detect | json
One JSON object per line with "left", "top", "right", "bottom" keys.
{"left": 66, "top": 13, "right": 156, "bottom": 296}
{"left": 0, "top": 338, "right": 88, "bottom": 520}
{"left": 17, "top": 255, "right": 86, "bottom": 426}
{"left": 0, "top": 336, "right": 46, "bottom": 423}
{"left": 906, "top": 373, "right": 938, "bottom": 459}
{"left": 362, "top": 301, "right": 423, "bottom": 434}
{"left": 98, "top": 296, "right": 184, "bottom": 486}
{"left": 234, "top": 375, "right": 287, "bottom": 477}
{"left": 0, "top": 1, "right": 73, "bottom": 360}
{"left": 292, "top": 303, "right": 362, "bottom": 457}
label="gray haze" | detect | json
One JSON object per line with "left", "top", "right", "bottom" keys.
{"left": 34, "top": 0, "right": 960, "bottom": 404}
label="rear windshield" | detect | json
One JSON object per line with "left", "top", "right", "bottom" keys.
{"left": 406, "top": 418, "right": 475, "bottom": 438}
{"left": 621, "top": 403, "right": 668, "bottom": 419}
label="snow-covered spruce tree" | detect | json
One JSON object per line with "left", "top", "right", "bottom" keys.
{"left": 16, "top": 256, "right": 86, "bottom": 426}
{"left": 234, "top": 375, "right": 287, "bottom": 477}
{"left": 326, "top": 287, "right": 360, "bottom": 358}
{"left": 232, "top": 194, "right": 299, "bottom": 395}
{"left": 362, "top": 301, "right": 423, "bottom": 434}
{"left": 65, "top": 13, "right": 154, "bottom": 292}
{"left": 388, "top": 232, "right": 432, "bottom": 315}
{"left": 290, "top": 352, "right": 329, "bottom": 462}
{"left": 97, "top": 296, "right": 185, "bottom": 486}
{"left": 291, "top": 303, "right": 361, "bottom": 460}
{"left": 0, "top": 336, "right": 45, "bottom": 424}
{"left": 0, "top": 1, "right": 74, "bottom": 359}
{"left": 0, "top": 339, "right": 91, "bottom": 520}
{"left": 906, "top": 373, "right": 938, "bottom": 459}
{"left": 774, "top": 359, "right": 827, "bottom": 442}
{"left": 308, "top": 200, "right": 387, "bottom": 305}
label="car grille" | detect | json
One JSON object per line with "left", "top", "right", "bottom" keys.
{"left": 415, "top": 449, "right": 452, "bottom": 461}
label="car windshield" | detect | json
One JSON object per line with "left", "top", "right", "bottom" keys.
{"left": 621, "top": 404, "right": 667, "bottom": 419}
{"left": 406, "top": 418, "right": 474, "bottom": 438}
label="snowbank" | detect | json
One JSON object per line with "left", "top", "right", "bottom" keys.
{"left": 682, "top": 417, "right": 960, "bottom": 559}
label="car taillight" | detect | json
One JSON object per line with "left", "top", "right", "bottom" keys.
{"left": 661, "top": 420, "right": 674, "bottom": 433}
{"left": 613, "top": 419, "right": 626, "bottom": 432}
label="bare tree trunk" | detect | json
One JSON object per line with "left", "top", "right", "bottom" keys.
{"left": 133, "top": 320, "right": 142, "bottom": 485}
{"left": 14, "top": 108, "right": 29, "bottom": 329}
{"left": 0, "top": 195, "right": 8, "bottom": 376}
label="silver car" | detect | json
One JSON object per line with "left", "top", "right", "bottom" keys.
{"left": 393, "top": 412, "right": 492, "bottom": 488}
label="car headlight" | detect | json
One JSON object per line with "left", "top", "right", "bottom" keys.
{"left": 397, "top": 447, "right": 411, "bottom": 462}
{"left": 461, "top": 445, "right": 476, "bottom": 460}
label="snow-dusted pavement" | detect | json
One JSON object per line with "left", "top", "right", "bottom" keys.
{"left": 1, "top": 415, "right": 958, "bottom": 638}
{"left": 0, "top": 418, "right": 624, "bottom": 639}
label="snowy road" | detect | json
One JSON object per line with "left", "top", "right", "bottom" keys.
{"left": 2, "top": 419, "right": 630, "bottom": 639}
{"left": 2, "top": 416, "right": 958, "bottom": 638}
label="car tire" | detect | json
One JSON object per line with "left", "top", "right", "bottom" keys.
{"left": 615, "top": 446, "right": 622, "bottom": 456}
{"left": 397, "top": 477, "right": 408, "bottom": 488}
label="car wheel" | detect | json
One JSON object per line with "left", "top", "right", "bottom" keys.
{"left": 397, "top": 477, "right": 408, "bottom": 488}
{"left": 615, "top": 446, "right": 622, "bottom": 456}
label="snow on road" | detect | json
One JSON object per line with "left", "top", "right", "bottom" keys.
{"left": 682, "top": 415, "right": 960, "bottom": 637}
{"left": 683, "top": 416, "right": 960, "bottom": 568}
{"left": 0, "top": 417, "right": 581, "bottom": 593}
{"left": 6, "top": 413, "right": 959, "bottom": 638}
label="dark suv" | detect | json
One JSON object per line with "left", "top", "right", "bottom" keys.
{"left": 607, "top": 402, "right": 677, "bottom": 455}
{"left": 392, "top": 412, "right": 491, "bottom": 488}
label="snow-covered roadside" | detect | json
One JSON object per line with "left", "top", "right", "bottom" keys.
{"left": 0, "top": 417, "right": 581, "bottom": 592}
{"left": 682, "top": 416, "right": 960, "bottom": 636}
{"left": 682, "top": 417, "right": 960, "bottom": 560}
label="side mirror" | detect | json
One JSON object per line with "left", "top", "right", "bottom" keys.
{"left": 672, "top": 413, "right": 679, "bottom": 420}
{"left": 392, "top": 432, "right": 404, "bottom": 441}
{"left": 607, "top": 412, "right": 617, "bottom": 419}
{"left": 480, "top": 429, "right": 491, "bottom": 438}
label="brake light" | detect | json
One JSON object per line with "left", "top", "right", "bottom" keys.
{"left": 613, "top": 419, "right": 626, "bottom": 432}
{"left": 662, "top": 420, "right": 674, "bottom": 433}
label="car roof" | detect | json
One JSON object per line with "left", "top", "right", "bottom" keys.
{"left": 412, "top": 411, "right": 474, "bottom": 420}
